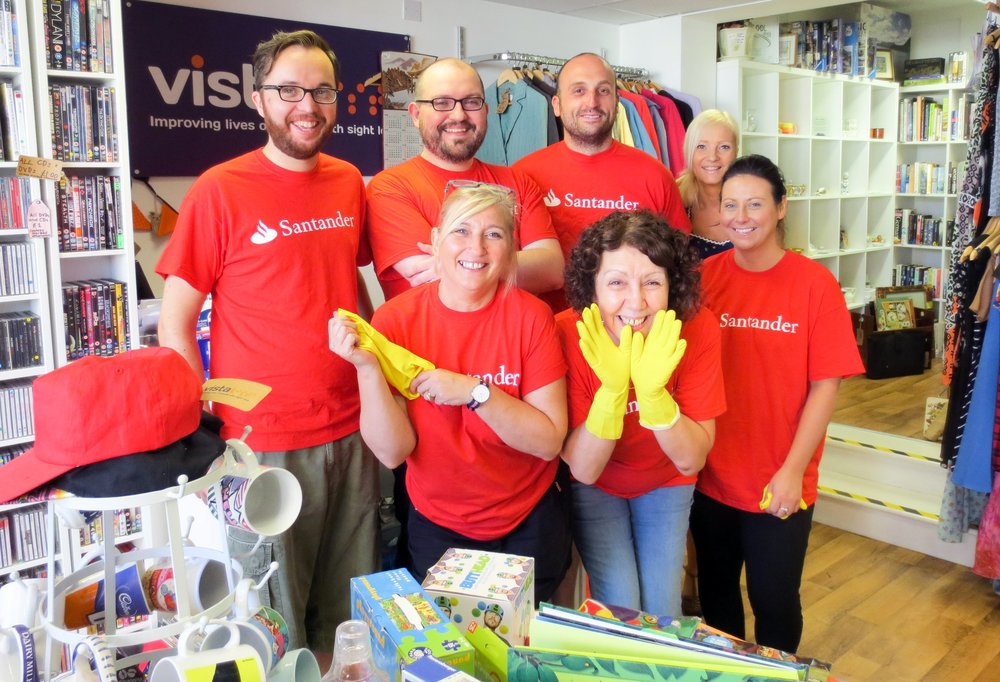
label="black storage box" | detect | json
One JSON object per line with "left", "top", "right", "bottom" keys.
{"left": 865, "top": 329, "right": 930, "bottom": 379}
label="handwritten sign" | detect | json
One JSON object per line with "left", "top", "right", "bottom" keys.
{"left": 27, "top": 200, "right": 52, "bottom": 238}
{"left": 202, "top": 378, "right": 272, "bottom": 411}
{"left": 17, "top": 155, "right": 64, "bottom": 182}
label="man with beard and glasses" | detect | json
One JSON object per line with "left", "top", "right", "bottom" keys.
{"left": 515, "top": 53, "right": 691, "bottom": 312}
{"left": 156, "top": 30, "right": 379, "bottom": 662}
{"left": 366, "top": 58, "right": 563, "bottom": 303}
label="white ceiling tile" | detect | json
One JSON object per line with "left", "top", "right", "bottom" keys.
{"left": 564, "top": 4, "right": 657, "bottom": 24}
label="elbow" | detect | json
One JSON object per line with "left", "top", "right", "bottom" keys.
{"left": 673, "top": 451, "right": 708, "bottom": 478}
{"left": 569, "top": 462, "right": 600, "bottom": 485}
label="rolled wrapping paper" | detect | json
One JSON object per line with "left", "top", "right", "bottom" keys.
{"left": 336, "top": 309, "right": 435, "bottom": 399}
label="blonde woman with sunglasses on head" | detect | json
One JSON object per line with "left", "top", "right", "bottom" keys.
{"left": 329, "top": 182, "right": 571, "bottom": 600}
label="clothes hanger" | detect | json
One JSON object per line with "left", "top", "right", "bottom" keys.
{"left": 961, "top": 216, "right": 1000, "bottom": 262}
{"left": 497, "top": 67, "right": 520, "bottom": 86}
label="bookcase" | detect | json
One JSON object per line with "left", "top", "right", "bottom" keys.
{"left": 0, "top": 0, "right": 140, "bottom": 585}
{"left": 893, "top": 81, "right": 971, "bottom": 324}
{"left": 715, "top": 59, "right": 899, "bottom": 309}
{"left": 27, "top": 0, "right": 138, "bottom": 367}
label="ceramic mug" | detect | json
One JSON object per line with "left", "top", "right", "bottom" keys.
{"left": 0, "top": 625, "right": 37, "bottom": 682}
{"left": 143, "top": 557, "right": 234, "bottom": 613}
{"left": 63, "top": 563, "right": 151, "bottom": 630}
{"left": 267, "top": 648, "right": 320, "bottom": 682}
{"left": 200, "top": 453, "right": 302, "bottom": 537}
{"left": 151, "top": 622, "right": 265, "bottom": 682}
{"left": 201, "top": 606, "right": 288, "bottom": 671}
{"left": 0, "top": 579, "right": 45, "bottom": 629}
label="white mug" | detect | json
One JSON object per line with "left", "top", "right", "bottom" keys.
{"left": 151, "top": 622, "right": 265, "bottom": 682}
{"left": 0, "top": 579, "right": 44, "bottom": 628}
{"left": 200, "top": 449, "right": 302, "bottom": 537}
{"left": 0, "top": 625, "right": 36, "bottom": 682}
{"left": 200, "top": 585, "right": 288, "bottom": 672}
{"left": 143, "top": 557, "right": 235, "bottom": 613}
{"left": 267, "top": 648, "right": 320, "bottom": 682}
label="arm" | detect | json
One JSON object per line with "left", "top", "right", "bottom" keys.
{"left": 329, "top": 313, "right": 415, "bottom": 468}
{"left": 515, "top": 238, "right": 564, "bottom": 295}
{"left": 650, "top": 417, "right": 714, "bottom": 476}
{"left": 561, "top": 423, "right": 616, "bottom": 484}
{"left": 158, "top": 275, "right": 208, "bottom": 379}
{"left": 410, "top": 370, "right": 568, "bottom": 461}
{"left": 392, "top": 243, "right": 437, "bottom": 288}
{"left": 762, "top": 377, "right": 841, "bottom": 516}
{"left": 356, "top": 270, "right": 374, "bottom": 322}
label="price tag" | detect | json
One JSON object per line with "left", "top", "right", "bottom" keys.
{"left": 16, "top": 155, "right": 64, "bottom": 182}
{"left": 27, "top": 200, "right": 53, "bottom": 238}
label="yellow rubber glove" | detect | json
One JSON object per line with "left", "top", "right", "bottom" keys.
{"left": 576, "top": 304, "right": 632, "bottom": 440}
{"left": 337, "top": 309, "right": 435, "bottom": 400}
{"left": 758, "top": 484, "right": 809, "bottom": 519}
{"left": 630, "top": 309, "right": 686, "bottom": 430}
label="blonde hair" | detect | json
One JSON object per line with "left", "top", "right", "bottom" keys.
{"left": 435, "top": 184, "right": 519, "bottom": 290}
{"left": 676, "top": 109, "right": 740, "bottom": 208}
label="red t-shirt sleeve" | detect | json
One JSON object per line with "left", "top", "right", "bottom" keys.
{"left": 365, "top": 169, "right": 435, "bottom": 277}
{"left": 519, "top": 295, "right": 567, "bottom": 394}
{"left": 807, "top": 271, "right": 866, "bottom": 381}
{"left": 155, "top": 173, "right": 225, "bottom": 294}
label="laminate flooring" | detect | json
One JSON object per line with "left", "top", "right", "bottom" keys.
{"left": 773, "top": 523, "right": 1000, "bottom": 681}
{"left": 832, "top": 359, "right": 945, "bottom": 440}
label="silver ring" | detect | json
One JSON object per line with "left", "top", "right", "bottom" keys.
{"left": 778, "top": 506, "right": 789, "bottom": 515}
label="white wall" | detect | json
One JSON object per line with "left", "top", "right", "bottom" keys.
{"left": 133, "top": 0, "right": 622, "bottom": 297}
{"left": 908, "top": 5, "right": 985, "bottom": 61}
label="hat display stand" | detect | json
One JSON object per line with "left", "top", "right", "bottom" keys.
{"left": 31, "top": 435, "right": 293, "bottom": 681}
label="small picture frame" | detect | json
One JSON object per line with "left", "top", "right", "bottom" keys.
{"left": 878, "top": 299, "right": 915, "bottom": 331}
{"left": 875, "top": 49, "right": 894, "bottom": 80}
{"left": 875, "top": 285, "right": 933, "bottom": 310}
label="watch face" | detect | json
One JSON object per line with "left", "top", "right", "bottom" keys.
{"left": 472, "top": 382, "right": 491, "bottom": 403}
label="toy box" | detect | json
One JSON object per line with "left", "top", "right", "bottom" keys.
{"left": 421, "top": 548, "right": 534, "bottom": 646}
{"left": 402, "top": 655, "right": 477, "bottom": 682}
{"left": 351, "top": 569, "right": 475, "bottom": 681}
{"left": 464, "top": 620, "right": 508, "bottom": 682}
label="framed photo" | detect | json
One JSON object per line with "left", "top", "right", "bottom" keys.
{"left": 878, "top": 299, "right": 915, "bottom": 331}
{"left": 875, "top": 285, "right": 933, "bottom": 310}
{"left": 875, "top": 49, "right": 895, "bottom": 80}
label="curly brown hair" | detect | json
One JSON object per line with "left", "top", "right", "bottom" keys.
{"left": 565, "top": 210, "right": 701, "bottom": 320}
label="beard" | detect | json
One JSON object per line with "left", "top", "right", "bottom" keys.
{"left": 562, "top": 111, "right": 614, "bottom": 149}
{"left": 420, "top": 119, "right": 485, "bottom": 165}
{"left": 262, "top": 103, "right": 336, "bottom": 160}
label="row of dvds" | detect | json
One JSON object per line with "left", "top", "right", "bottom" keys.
{"left": 0, "top": 443, "right": 28, "bottom": 466}
{"left": 0, "top": 505, "right": 47, "bottom": 567}
{"left": 48, "top": 83, "right": 118, "bottom": 162}
{"left": 0, "top": 241, "right": 37, "bottom": 296}
{"left": 0, "top": 80, "right": 28, "bottom": 161}
{"left": 78, "top": 507, "right": 143, "bottom": 547}
{"left": 0, "top": 312, "right": 41, "bottom": 371}
{"left": 43, "top": 0, "right": 114, "bottom": 73}
{"left": 894, "top": 209, "right": 954, "bottom": 248}
{"left": 0, "top": 176, "right": 33, "bottom": 230}
{"left": 56, "top": 175, "right": 124, "bottom": 252}
{"left": 63, "top": 279, "right": 131, "bottom": 361}
{"left": 0, "top": 381, "right": 32, "bottom": 443}
{"left": 0, "top": 1, "right": 20, "bottom": 67}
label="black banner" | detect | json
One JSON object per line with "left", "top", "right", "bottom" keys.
{"left": 122, "top": 2, "right": 408, "bottom": 177}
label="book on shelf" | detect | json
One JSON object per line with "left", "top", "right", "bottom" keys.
{"left": 903, "top": 57, "right": 945, "bottom": 83}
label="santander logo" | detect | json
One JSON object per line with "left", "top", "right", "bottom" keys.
{"left": 543, "top": 188, "right": 561, "bottom": 207}
{"left": 250, "top": 220, "right": 278, "bottom": 245}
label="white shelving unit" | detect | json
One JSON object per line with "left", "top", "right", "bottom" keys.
{"left": 715, "top": 59, "right": 899, "bottom": 307}
{"left": 26, "top": 0, "right": 138, "bottom": 368}
{"left": 894, "top": 81, "right": 971, "bottom": 324}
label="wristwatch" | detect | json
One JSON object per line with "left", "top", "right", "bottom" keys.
{"left": 467, "top": 378, "right": 491, "bottom": 411}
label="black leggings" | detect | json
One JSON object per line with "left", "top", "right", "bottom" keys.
{"left": 689, "top": 490, "right": 814, "bottom": 653}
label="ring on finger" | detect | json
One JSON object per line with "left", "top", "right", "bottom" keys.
{"left": 778, "top": 506, "right": 789, "bottom": 515}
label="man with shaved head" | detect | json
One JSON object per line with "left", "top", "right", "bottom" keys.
{"left": 366, "top": 58, "right": 563, "bottom": 302}
{"left": 515, "top": 52, "right": 691, "bottom": 312}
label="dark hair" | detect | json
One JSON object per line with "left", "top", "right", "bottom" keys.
{"left": 721, "top": 154, "right": 786, "bottom": 203}
{"left": 565, "top": 210, "right": 701, "bottom": 320}
{"left": 721, "top": 154, "right": 787, "bottom": 241}
{"left": 252, "top": 30, "right": 340, "bottom": 91}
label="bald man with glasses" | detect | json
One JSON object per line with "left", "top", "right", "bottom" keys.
{"left": 365, "top": 58, "right": 564, "bottom": 303}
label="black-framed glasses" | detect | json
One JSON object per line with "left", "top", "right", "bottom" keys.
{"left": 258, "top": 85, "right": 338, "bottom": 104}
{"left": 414, "top": 96, "right": 485, "bottom": 112}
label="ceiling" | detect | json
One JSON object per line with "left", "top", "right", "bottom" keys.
{"left": 483, "top": 0, "right": 983, "bottom": 25}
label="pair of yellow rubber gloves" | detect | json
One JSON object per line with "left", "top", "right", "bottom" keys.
{"left": 577, "top": 304, "right": 686, "bottom": 439}
{"left": 337, "top": 309, "right": 434, "bottom": 400}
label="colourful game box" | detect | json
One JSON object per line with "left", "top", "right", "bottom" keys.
{"left": 351, "top": 569, "right": 475, "bottom": 681}
{"left": 422, "top": 548, "right": 534, "bottom": 646}
{"left": 464, "top": 620, "right": 508, "bottom": 682}
{"left": 402, "top": 655, "right": 478, "bottom": 682}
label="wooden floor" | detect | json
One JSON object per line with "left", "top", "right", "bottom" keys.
{"left": 832, "top": 359, "right": 946, "bottom": 439}
{"left": 744, "top": 523, "right": 1000, "bottom": 681}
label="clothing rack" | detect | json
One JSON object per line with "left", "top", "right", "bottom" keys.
{"left": 467, "top": 51, "right": 649, "bottom": 79}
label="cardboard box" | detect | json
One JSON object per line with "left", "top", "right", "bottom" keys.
{"left": 421, "top": 549, "right": 534, "bottom": 646}
{"left": 351, "top": 569, "right": 475, "bottom": 681}
{"left": 402, "top": 656, "right": 478, "bottom": 682}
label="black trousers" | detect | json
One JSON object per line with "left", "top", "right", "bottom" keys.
{"left": 689, "top": 490, "right": 814, "bottom": 653}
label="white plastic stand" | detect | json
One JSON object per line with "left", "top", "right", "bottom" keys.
{"left": 36, "top": 435, "right": 283, "bottom": 681}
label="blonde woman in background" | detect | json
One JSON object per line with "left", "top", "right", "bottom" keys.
{"left": 676, "top": 109, "right": 740, "bottom": 260}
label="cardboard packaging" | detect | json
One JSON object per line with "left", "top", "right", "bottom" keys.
{"left": 402, "top": 655, "right": 478, "bottom": 682}
{"left": 464, "top": 620, "right": 508, "bottom": 682}
{"left": 351, "top": 569, "right": 475, "bottom": 681}
{"left": 421, "top": 548, "right": 534, "bottom": 646}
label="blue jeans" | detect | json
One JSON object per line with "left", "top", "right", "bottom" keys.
{"left": 571, "top": 481, "right": 694, "bottom": 616}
